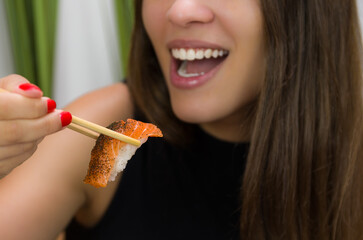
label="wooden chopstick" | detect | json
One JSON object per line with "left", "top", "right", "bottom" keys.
{"left": 67, "top": 123, "right": 99, "bottom": 140}
{"left": 71, "top": 116, "right": 141, "bottom": 146}
{"left": 0, "top": 88, "right": 141, "bottom": 146}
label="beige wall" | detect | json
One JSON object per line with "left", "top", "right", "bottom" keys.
{"left": 0, "top": 0, "right": 14, "bottom": 78}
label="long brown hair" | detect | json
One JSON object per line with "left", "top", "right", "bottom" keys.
{"left": 128, "top": 0, "right": 363, "bottom": 239}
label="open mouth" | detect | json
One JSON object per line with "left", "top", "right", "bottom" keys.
{"left": 171, "top": 48, "right": 229, "bottom": 78}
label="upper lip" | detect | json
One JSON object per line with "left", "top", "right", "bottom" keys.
{"left": 167, "top": 39, "right": 227, "bottom": 50}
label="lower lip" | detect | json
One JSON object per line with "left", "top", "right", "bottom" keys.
{"left": 169, "top": 58, "right": 225, "bottom": 89}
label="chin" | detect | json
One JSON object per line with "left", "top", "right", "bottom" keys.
{"left": 171, "top": 103, "right": 218, "bottom": 124}
{"left": 174, "top": 113, "right": 209, "bottom": 124}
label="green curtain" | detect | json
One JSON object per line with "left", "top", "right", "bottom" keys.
{"left": 4, "top": 0, "right": 58, "bottom": 97}
{"left": 114, "top": 0, "right": 134, "bottom": 77}
{"left": 5, "top": 0, "right": 132, "bottom": 95}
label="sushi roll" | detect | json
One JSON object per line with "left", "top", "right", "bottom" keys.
{"left": 84, "top": 119, "right": 163, "bottom": 188}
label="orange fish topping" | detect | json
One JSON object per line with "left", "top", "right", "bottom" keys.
{"left": 83, "top": 119, "right": 163, "bottom": 188}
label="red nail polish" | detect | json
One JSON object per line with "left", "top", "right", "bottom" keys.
{"left": 47, "top": 99, "right": 56, "bottom": 113}
{"left": 60, "top": 111, "right": 72, "bottom": 127}
{"left": 18, "top": 83, "right": 41, "bottom": 91}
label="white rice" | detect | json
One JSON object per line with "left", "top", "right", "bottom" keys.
{"left": 108, "top": 138, "right": 146, "bottom": 182}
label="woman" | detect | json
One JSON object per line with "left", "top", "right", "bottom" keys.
{"left": 0, "top": 0, "right": 362, "bottom": 239}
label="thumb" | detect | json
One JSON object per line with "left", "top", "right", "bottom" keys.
{"left": 0, "top": 74, "right": 43, "bottom": 98}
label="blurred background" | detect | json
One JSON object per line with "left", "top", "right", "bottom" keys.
{"left": 0, "top": 0, "right": 132, "bottom": 107}
{"left": 0, "top": 0, "right": 362, "bottom": 107}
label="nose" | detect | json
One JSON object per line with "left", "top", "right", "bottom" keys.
{"left": 166, "top": 0, "right": 214, "bottom": 27}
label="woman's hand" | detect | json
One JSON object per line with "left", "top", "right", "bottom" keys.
{"left": 0, "top": 74, "right": 71, "bottom": 178}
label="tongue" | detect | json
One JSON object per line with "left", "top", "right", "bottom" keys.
{"left": 186, "top": 57, "right": 225, "bottom": 74}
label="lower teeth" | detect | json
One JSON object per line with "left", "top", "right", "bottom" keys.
{"left": 177, "top": 61, "right": 205, "bottom": 78}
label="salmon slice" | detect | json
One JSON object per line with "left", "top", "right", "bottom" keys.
{"left": 84, "top": 119, "right": 163, "bottom": 188}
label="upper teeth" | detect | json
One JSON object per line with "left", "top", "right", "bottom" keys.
{"left": 171, "top": 48, "right": 228, "bottom": 61}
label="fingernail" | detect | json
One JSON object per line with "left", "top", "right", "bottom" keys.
{"left": 18, "top": 83, "right": 42, "bottom": 92}
{"left": 60, "top": 111, "right": 72, "bottom": 127}
{"left": 47, "top": 99, "right": 57, "bottom": 113}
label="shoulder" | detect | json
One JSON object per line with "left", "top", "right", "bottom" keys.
{"left": 65, "top": 82, "right": 134, "bottom": 124}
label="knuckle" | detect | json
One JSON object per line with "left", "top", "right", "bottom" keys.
{"left": 20, "top": 145, "right": 37, "bottom": 161}
{"left": 16, "top": 142, "right": 37, "bottom": 156}
{"left": 7, "top": 74, "right": 24, "bottom": 79}
{"left": 8, "top": 74, "right": 28, "bottom": 84}
{"left": 0, "top": 98, "right": 10, "bottom": 119}
{"left": 39, "top": 99, "right": 48, "bottom": 116}
{"left": 0, "top": 164, "right": 10, "bottom": 179}
{"left": 43, "top": 116, "right": 57, "bottom": 134}
{"left": 42, "top": 112, "right": 62, "bottom": 135}
{"left": 29, "top": 145, "right": 38, "bottom": 157}
{"left": 0, "top": 160, "right": 16, "bottom": 179}
{"left": 0, "top": 153, "right": 29, "bottom": 179}
{"left": 23, "top": 142, "right": 37, "bottom": 152}
{"left": 0, "top": 142, "right": 37, "bottom": 161}
{"left": 29, "top": 98, "right": 46, "bottom": 117}
{"left": 2, "top": 121, "right": 23, "bottom": 144}
{"left": 1, "top": 74, "right": 28, "bottom": 87}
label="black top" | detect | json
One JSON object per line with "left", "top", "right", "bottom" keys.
{"left": 66, "top": 127, "right": 249, "bottom": 240}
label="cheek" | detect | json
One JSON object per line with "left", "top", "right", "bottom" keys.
{"left": 142, "top": 1, "right": 166, "bottom": 46}
{"left": 142, "top": 2, "right": 169, "bottom": 76}
{"left": 229, "top": 5, "right": 265, "bottom": 98}
{"left": 142, "top": 3, "right": 157, "bottom": 39}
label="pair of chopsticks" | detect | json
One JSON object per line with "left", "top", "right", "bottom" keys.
{"left": 0, "top": 88, "right": 141, "bottom": 146}
{"left": 69, "top": 116, "right": 140, "bottom": 146}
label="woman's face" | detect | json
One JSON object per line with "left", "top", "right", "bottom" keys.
{"left": 142, "top": 0, "right": 265, "bottom": 141}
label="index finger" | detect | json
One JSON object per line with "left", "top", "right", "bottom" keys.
{"left": 0, "top": 93, "right": 55, "bottom": 120}
{"left": 0, "top": 74, "right": 43, "bottom": 98}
